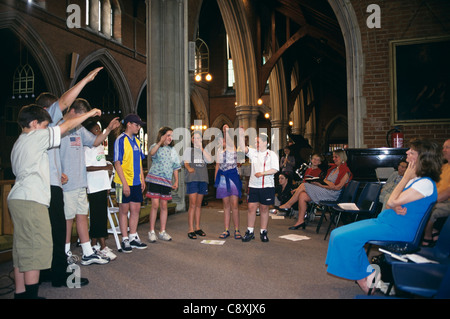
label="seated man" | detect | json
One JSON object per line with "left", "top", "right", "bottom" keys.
{"left": 379, "top": 160, "right": 408, "bottom": 210}
{"left": 422, "top": 138, "right": 450, "bottom": 246}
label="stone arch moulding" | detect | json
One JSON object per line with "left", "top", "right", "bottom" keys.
{"left": 190, "top": 87, "right": 209, "bottom": 125}
{"left": 71, "top": 48, "right": 134, "bottom": 115}
{"left": 137, "top": 78, "right": 147, "bottom": 113}
{"left": 0, "top": 12, "right": 65, "bottom": 97}
{"left": 211, "top": 114, "right": 233, "bottom": 130}
{"left": 322, "top": 114, "right": 348, "bottom": 150}
{"left": 216, "top": 0, "right": 259, "bottom": 108}
{"left": 328, "top": 0, "right": 366, "bottom": 148}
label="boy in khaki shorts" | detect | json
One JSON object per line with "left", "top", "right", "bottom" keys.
{"left": 8, "top": 104, "right": 101, "bottom": 299}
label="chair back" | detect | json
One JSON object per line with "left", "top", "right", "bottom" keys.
{"left": 433, "top": 216, "right": 450, "bottom": 260}
{"left": 340, "top": 180, "right": 360, "bottom": 203}
{"left": 407, "top": 202, "right": 436, "bottom": 252}
{"left": 356, "top": 182, "right": 382, "bottom": 213}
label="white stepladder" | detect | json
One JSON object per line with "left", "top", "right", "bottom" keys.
{"left": 107, "top": 170, "right": 129, "bottom": 252}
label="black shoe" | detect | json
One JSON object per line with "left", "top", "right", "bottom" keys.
{"left": 260, "top": 230, "right": 269, "bottom": 242}
{"left": 276, "top": 206, "right": 291, "bottom": 213}
{"left": 241, "top": 230, "right": 255, "bottom": 242}
{"left": 288, "top": 222, "right": 306, "bottom": 230}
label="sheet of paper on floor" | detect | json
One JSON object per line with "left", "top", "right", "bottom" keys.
{"left": 279, "top": 234, "right": 310, "bottom": 241}
{"left": 201, "top": 240, "right": 226, "bottom": 245}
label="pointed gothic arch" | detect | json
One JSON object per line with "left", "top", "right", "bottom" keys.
{"left": 71, "top": 48, "right": 133, "bottom": 114}
{"left": 328, "top": 0, "right": 365, "bottom": 148}
{"left": 190, "top": 87, "right": 209, "bottom": 125}
{"left": 0, "top": 12, "right": 64, "bottom": 96}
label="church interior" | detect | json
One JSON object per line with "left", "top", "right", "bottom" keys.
{"left": 0, "top": 0, "right": 449, "bottom": 301}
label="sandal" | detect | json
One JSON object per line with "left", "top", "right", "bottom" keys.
{"left": 234, "top": 230, "right": 242, "bottom": 240}
{"left": 188, "top": 232, "right": 197, "bottom": 239}
{"left": 219, "top": 230, "right": 230, "bottom": 239}
{"left": 195, "top": 229, "right": 206, "bottom": 237}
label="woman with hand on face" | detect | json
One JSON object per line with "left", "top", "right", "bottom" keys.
{"left": 145, "top": 127, "right": 181, "bottom": 242}
{"left": 280, "top": 149, "right": 351, "bottom": 230}
{"left": 326, "top": 138, "right": 441, "bottom": 295}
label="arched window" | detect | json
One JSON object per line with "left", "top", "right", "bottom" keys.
{"left": 13, "top": 64, "right": 35, "bottom": 98}
{"left": 226, "top": 35, "right": 234, "bottom": 89}
{"left": 86, "top": 0, "right": 121, "bottom": 41}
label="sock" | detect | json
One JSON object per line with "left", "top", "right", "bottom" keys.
{"left": 247, "top": 227, "right": 254, "bottom": 233}
{"left": 80, "top": 242, "right": 94, "bottom": 257}
{"left": 25, "top": 283, "right": 39, "bottom": 299}
{"left": 65, "top": 243, "right": 71, "bottom": 255}
{"left": 129, "top": 233, "right": 138, "bottom": 241}
{"left": 260, "top": 229, "right": 267, "bottom": 234}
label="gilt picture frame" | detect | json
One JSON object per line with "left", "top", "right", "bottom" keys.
{"left": 390, "top": 35, "right": 450, "bottom": 125}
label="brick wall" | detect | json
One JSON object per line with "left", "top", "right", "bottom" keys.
{"left": 352, "top": 0, "right": 450, "bottom": 147}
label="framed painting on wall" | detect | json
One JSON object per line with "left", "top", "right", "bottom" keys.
{"left": 390, "top": 35, "right": 450, "bottom": 125}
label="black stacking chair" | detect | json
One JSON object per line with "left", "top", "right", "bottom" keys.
{"left": 324, "top": 182, "right": 381, "bottom": 240}
{"left": 315, "top": 180, "right": 360, "bottom": 234}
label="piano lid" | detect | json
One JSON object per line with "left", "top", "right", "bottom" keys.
{"left": 346, "top": 148, "right": 408, "bottom": 182}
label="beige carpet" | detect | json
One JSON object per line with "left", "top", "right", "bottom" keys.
{"left": 0, "top": 200, "right": 364, "bottom": 300}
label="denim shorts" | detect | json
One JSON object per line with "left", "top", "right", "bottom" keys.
{"left": 186, "top": 181, "right": 208, "bottom": 195}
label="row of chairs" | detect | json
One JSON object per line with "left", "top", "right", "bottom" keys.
{"left": 311, "top": 180, "right": 382, "bottom": 240}
{"left": 364, "top": 214, "right": 450, "bottom": 299}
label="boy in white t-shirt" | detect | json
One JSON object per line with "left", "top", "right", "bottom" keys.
{"left": 8, "top": 104, "right": 101, "bottom": 299}
{"left": 242, "top": 133, "right": 279, "bottom": 242}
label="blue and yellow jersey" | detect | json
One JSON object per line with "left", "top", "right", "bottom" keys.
{"left": 113, "top": 132, "right": 145, "bottom": 186}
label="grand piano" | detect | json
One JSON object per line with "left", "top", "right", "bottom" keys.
{"left": 345, "top": 148, "right": 408, "bottom": 183}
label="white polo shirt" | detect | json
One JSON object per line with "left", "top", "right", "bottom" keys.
{"left": 247, "top": 147, "right": 279, "bottom": 188}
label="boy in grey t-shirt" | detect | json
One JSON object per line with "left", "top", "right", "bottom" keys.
{"left": 60, "top": 98, "right": 119, "bottom": 265}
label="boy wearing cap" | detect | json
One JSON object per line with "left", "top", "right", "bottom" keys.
{"left": 113, "top": 114, "right": 147, "bottom": 252}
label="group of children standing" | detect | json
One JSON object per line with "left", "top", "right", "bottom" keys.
{"left": 7, "top": 66, "right": 281, "bottom": 298}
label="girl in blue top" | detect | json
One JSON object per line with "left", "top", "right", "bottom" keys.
{"left": 326, "top": 138, "right": 442, "bottom": 295}
{"left": 145, "top": 127, "right": 181, "bottom": 242}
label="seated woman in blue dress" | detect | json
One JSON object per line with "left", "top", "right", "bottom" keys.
{"left": 325, "top": 138, "right": 442, "bottom": 294}
{"left": 279, "top": 149, "right": 352, "bottom": 230}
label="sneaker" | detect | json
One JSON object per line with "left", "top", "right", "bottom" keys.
{"left": 66, "top": 251, "right": 80, "bottom": 265}
{"left": 148, "top": 231, "right": 157, "bottom": 243}
{"left": 121, "top": 239, "right": 133, "bottom": 253}
{"left": 130, "top": 236, "right": 148, "bottom": 249}
{"left": 241, "top": 230, "right": 255, "bottom": 242}
{"left": 81, "top": 252, "right": 110, "bottom": 266}
{"left": 99, "top": 246, "right": 117, "bottom": 260}
{"left": 158, "top": 230, "right": 172, "bottom": 241}
{"left": 260, "top": 230, "right": 269, "bottom": 242}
